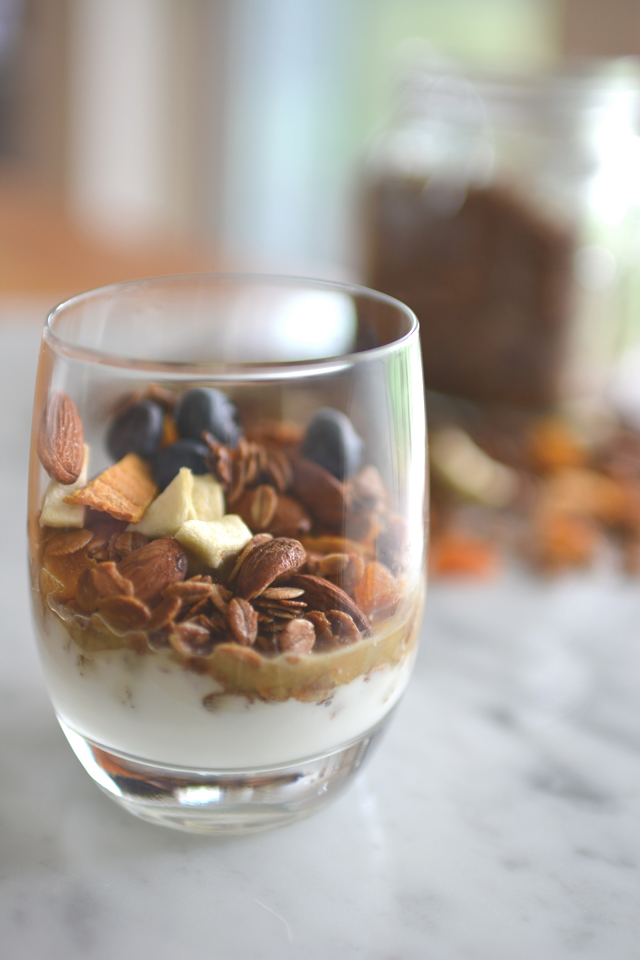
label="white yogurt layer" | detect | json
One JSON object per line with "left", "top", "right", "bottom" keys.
{"left": 36, "top": 614, "right": 415, "bottom": 769}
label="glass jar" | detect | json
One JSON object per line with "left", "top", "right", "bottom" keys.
{"left": 363, "top": 56, "right": 640, "bottom": 418}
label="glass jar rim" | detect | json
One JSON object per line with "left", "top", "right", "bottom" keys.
{"left": 43, "top": 272, "right": 419, "bottom": 380}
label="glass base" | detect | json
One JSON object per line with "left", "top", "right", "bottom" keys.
{"left": 58, "top": 714, "right": 392, "bottom": 834}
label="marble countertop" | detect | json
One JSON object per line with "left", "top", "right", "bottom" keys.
{"left": 1, "top": 316, "right": 639, "bottom": 959}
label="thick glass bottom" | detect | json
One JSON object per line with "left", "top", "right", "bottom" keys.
{"left": 58, "top": 713, "right": 393, "bottom": 834}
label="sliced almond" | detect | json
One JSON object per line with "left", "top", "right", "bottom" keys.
{"left": 64, "top": 453, "right": 158, "bottom": 523}
{"left": 226, "top": 597, "right": 258, "bottom": 646}
{"left": 43, "top": 528, "right": 93, "bottom": 557}
{"left": 38, "top": 391, "right": 84, "bottom": 484}
{"left": 98, "top": 595, "right": 151, "bottom": 633}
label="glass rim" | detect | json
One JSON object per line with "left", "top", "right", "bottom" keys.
{"left": 43, "top": 272, "right": 419, "bottom": 379}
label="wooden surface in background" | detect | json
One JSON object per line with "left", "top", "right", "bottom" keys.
{"left": 0, "top": 165, "right": 224, "bottom": 301}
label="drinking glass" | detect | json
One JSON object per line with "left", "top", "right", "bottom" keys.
{"left": 28, "top": 274, "right": 426, "bottom": 833}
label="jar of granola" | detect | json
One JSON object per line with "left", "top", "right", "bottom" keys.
{"left": 363, "top": 56, "right": 640, "bottom": 415}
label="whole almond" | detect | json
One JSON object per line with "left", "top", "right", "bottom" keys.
{"left": 116, "top": 536, "right": 188, "bottom": 603}
{"left": 288, "top": 573, "right": 370, "bottom": 635}
{"left": 235, "top": 537, "right": 306, "bottom": 600}
{"left": 290, "top": 456, "right": 348, "bottom": 529}
{"left": 38, "top": 391, "right": 84, "bottom": 484}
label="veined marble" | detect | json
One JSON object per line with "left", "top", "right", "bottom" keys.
{"left": 1, "top": 317, "right": 639, "bottom": 959}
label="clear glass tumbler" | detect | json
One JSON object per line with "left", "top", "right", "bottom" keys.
{"left": 28, "top": 274, "right": 427, "bottom": 833}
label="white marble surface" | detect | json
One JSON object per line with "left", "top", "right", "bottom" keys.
{"left": 1, "top": 317, "right": 639, "bottom": 959}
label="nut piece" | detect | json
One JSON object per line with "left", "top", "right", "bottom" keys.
{"left": 64, "top": 453, "right": 158, "bottom": 523}
{"left": 235, "top": 537, "right": 307, "bottom": 600}
{"left": 227, "top": 597, "right": 259, "bottom": 646}
{"left": 278, "top": 618, "right": 315, "bottom": 654}
{"left": 38, "top": 391, "right": 85, "bottom": 485}
{"left": 290, "top": 456, "right": 348, "bottom": 529}
{"left": 116, "top": 536, "right": 188, "bottom": 603}
{"left": 288, "top": 573, "right": 370, "bottom": 634}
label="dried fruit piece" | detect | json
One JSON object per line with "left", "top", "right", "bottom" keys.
{"left": 235, "top": 537, "right": 307, "bottom": 600}
{"left": 38, "top": 391, "right": 85, "bottom": 484}
{"left": 64, "top": 453, "right": 158, "bottom": 523}
{"left": 429, "top": 533, "right": 500, "bottom": 579}
{"left": 353, "top": 561, "right": 399, "bottom": 618}
{"left": 116, "top": 536, "right": 188, "bottom": 603}
{"left": 175, "top": 515, "right": 253, "bottom": 572}
{"left": 40, "top": 445, "right": 90, "bottom": 528}
{"left": 227, "top": 597, "right": 258, "bottom": 646}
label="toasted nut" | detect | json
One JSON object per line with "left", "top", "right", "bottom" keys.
{"left": 288, "top": 573, "right": 370, "bottom": 634}
{"left": 226, "top": 533, "right": 273, "bottom": 583}
{"left": 65, "top": 453, "right": 158, "bottom": 523}
{"left": 278, "top": 618, "right": 315, "bottom": 653}
{"left": 76, "top": 561, "right": 134, "bottom": 612}
{"left": 261, "top": 587, "right": 305, "bottom": 600}
{"left": 227, "top": 597, "right": 258, "bottom": 646}
{"left": 44, "top": 529, "right": 93, "bottom": 557}
{"left": 113, "top": 531, "right": 149, "bottom": 559}
{"left": 116, "top": 536, "right": 188, "bottom": 603}
{"left": 38, "top": 391, "right": 85, "bottom": 485}
{"left": 325, "top": 610, "right": 360, "bottom": 645}
{"left": 98, "top": 595, "right": 151, "bottom": 633}
{"left": 147, "top": 595, "right": 181, "bottom": 631}
{"left": 235, "top": 537, "right": 307, "bottom": 600}
{"left": 169, "top": 620, "right": 215, "bottom": 657}
{"left": 290, "top": 456, "right": 348, "bottom": 529}
{"left": 249, "top": 484, "right": 278, "bottom": 529}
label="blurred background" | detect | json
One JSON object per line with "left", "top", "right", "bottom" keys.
{"left": 3, "top": 0, "right": 640, "bottom": 579}
{"left": 1, "top": 0, "right": 639, "bottom": 294}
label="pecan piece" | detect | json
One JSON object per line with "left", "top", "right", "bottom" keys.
{"left": 288, "top": 573, "right": 370, "bottom": 634}
{"left": 226, "top": 597, "right": 258, "bottom": 646}
{"left": 116, "top": 536, "right": 188, "bottom": 603}
{"left": 235, "top": 537, "right": 306, "bottom": 600}
{"left": 38, "top": 391, "right": 84, "bottom": 484}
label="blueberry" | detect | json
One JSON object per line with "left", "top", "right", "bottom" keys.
{"left": 300, "top": 408, "right": 363, "bottom": 481}
{"left": 175, "top": 388, "right": 242, "bottom": 447}
{"left": 152, "top": 439, "right": 210, "bottom": 490}
{"left": 107, "top": 400, "right": 164, "bottom": 461}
